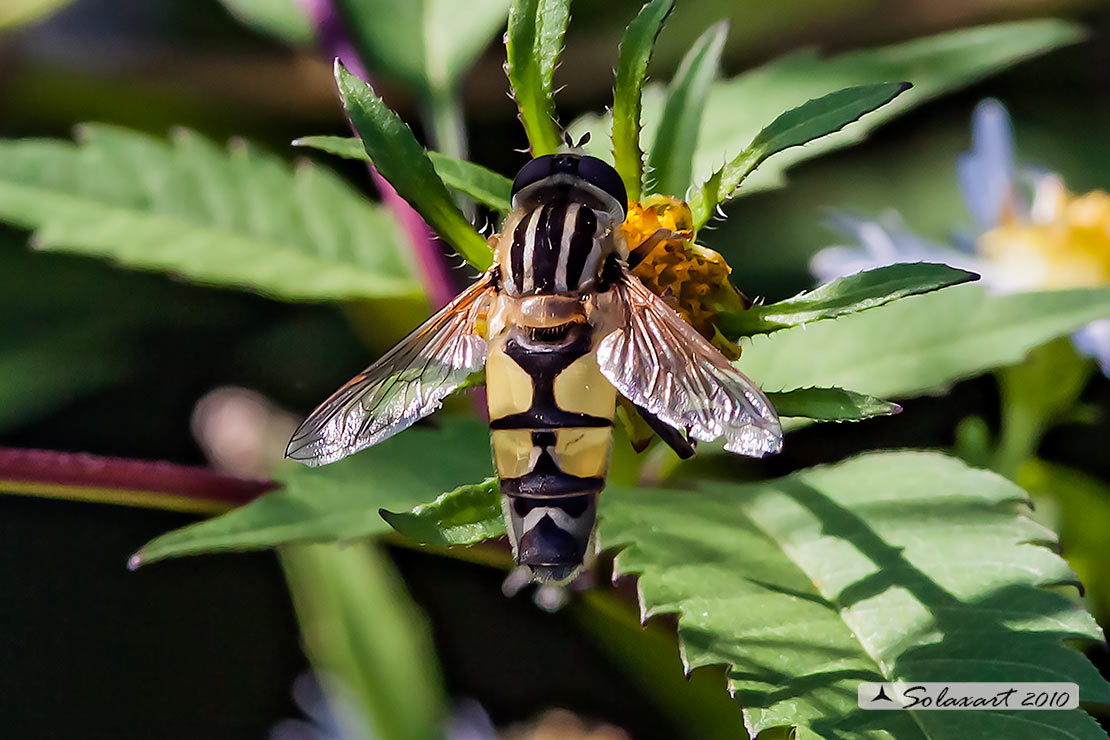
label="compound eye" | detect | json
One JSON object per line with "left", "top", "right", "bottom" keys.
{"left": 511, "top": 155, "right": 556, "bottom": 198}
{"left": 577, "top": 156, "right": 627, "bottom": 214}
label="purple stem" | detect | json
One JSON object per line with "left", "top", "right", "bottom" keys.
{"left": 298, "top": 0, "right": 457, "bottom": 309}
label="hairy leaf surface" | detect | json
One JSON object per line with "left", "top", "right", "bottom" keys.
{"left": 612, "top": 0, "right": 674, "bottom": 200}
{"left": 505, "top": 0, "right": 571, "bottom": 156}
{"left": 688, "top": 82, "right": 911, "bottom": 227}
{"left": 719, "top": 263, "right": 978, "bottom": 337}
{"left": 336, "top": 63, "right": 494, "bottom": 269}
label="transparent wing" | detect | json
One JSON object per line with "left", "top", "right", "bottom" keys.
{"left": 596, "top": 269, "right": 782, "bottom": 457}
{"left": 286, "top": 272, "right": 496, "bottom": 466}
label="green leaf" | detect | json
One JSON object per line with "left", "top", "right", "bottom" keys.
{"left": 0, "top": 125, "right": 422, "bottom": 302}
{"left": 295, "top": 135, "right": 513, "bottom": 213}
{"left": 337, "top": 0, "right": 511, "bottom": 96}
{"left": 737, "top": 284, "right": 1110, "bottom": 401}
{"left": 992, "top": 338, "right": 1093, "bottom": 478}
{"left": 1021, "top": 460, "right": 1110, "bottom": 625}
{"left": 601, "top": 452, "right": 1110, "bottom": 738}
{"left": 689, "top": 82, "right": 911, "bottom": 228}
{"left": 571, "top": 20, "right": 1083, "bottom": 199}
{"left": 644, "top": 21, "right": 727, "bottom": 198}
{"left": 0, "top": 0, "right": 74, "bottom": 30}
{"left": 335, "top": 63, "right": 494, "bottom": 270}
{"left": 292, "top": 134, "right": 369, "bottom": 161}
{"left": 130, "top": 418, "right": 493, "bottom": 566}
{"left": 505, "top": 0, "right": 571, "bottom": 156}
{"left": 720, "top": 262, "right": 978, "bottom": 337}
{"left": 426, "top": 153, "right": 513, "bottom": 213}
{"left": 382, "top": 476, "right": 502, "bottom": 547}
{"left": 611, "top": 0, "right": 674, "bottom": 201}
{"left": 218, "top": 0, "right": 314, "bottom": 46}
{"left": 380, "top": 478, "right": 501, "bottom": 546}
{"left": 281, "top": 540, "right": 446, "bottom": 740}
{"left": 766, "top": 387, "right": 900, "bottom": 421}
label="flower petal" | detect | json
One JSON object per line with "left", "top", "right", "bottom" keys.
{"left": 957, "top": 98, "right": 1017, "bottom": 229}
{"left": 813, "top": 211, "right": 982, "bottom": 283}
{"left": 1072, "top": 318, "right": 1110, "bottom": 378}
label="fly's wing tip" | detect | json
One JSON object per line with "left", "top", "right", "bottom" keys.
{"left": 284, "top": 432, "right": 327, "bottom": 467}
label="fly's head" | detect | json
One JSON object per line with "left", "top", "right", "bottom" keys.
{"left": 493, "top": 153, "right": 630, "bottom": 298}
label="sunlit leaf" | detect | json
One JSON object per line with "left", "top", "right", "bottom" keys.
{"left": 719, "top": 262, "right": 977, "bottom": 337}
{"left": 505, "top": 0, "right": 571, "bottom": 156}
{"left": 295, "top": 135, "right": 513, "bottom": 212}
{"left": 766, "top": 387, "right": 900, "bottom": 421}
{"left": 218, "top": 0, "right": 313, "bottom": 45}
{"left": 612, "top": 0, "right": 674, "bottom": 201}
{"left": 337, "top": 0, "right": 511, "bottom": 96}
{"left": 602, "top": 452, "right": 1110, "bottom": 738}
{"left": 738, "top": 284, "right": 1110, "bottom": 400}
{"left": 644, "top": 21, "right": 727, "bottom": 198}
{"left": 381, "top": 478, "right": 500, "bottom": 546}
{"left": 336, "top": 63, "right": 494, "bottom": 270}
{"left": 688, "top": 82, "right": 911, "bottom": 227}
{"left": 282, "top": 540, "right": 446, "bottom": 740}
{"left": 0, "top": 125, "right": 421, "bottom": 302}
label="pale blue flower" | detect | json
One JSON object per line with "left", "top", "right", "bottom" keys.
{"left": 811, "top": 99, "right": 1110, "bottom": 376}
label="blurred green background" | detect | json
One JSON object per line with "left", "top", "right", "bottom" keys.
{"left": 2, "top": 0, "right": 1109, "bottom": 738}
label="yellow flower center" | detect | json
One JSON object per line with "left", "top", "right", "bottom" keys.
{"left": 977, "top": 178, "right": 1110, "bottom": 292}
{"left": 621, "top": 195, "right": 746, "bottom": 358}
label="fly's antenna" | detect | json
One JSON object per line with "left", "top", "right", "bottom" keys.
{"left": 560, "top": 130, "right": 592, "bottom": 152}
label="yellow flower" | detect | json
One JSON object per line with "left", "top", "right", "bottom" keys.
{"left": 621, "top": 195, "right": 747, "bottom": 359}
{"left": 977, "top": 177, "right": 1110, "bottom": 292}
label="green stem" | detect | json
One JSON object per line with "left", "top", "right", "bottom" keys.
{"left": 572, "top": 590, "right": 744, "bottom": 740}
{"left": 988, "top": 339, "right": 1093, "bottom": 480}
{"left": 423, "top": 87, "right": 474, "bottom": 216}
{"left": 990, "top": 385, "right": 1046, "bottom": 481}
{"left": 424, "top": 87, "right": 468, "bottom": 161}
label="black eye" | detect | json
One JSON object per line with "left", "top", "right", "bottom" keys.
{"left": 511, "top": 155, "right": 556, "bottom": 198}
{"left": 576, "top": 156, "right": 627, "bottom": 213}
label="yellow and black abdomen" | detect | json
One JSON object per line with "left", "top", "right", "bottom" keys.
{"left": 486, "top": 322, "right": 616, "bottom": 581}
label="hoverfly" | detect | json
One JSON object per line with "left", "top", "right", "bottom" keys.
{"left": 286, "top": 143, "right": 783, "bottom": 582}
